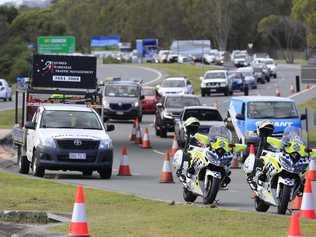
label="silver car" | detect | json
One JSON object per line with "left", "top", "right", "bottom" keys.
{"left": 0, "top": 79, "right": 12, "bottom": 101}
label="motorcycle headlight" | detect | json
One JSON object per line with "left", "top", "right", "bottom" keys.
{"left": 39, "top": 136, "right": 56, "bottom": 149}
{"left": 206, "top": 151, "right": 220, "bottom": 166}
{"left": 99, "top": 139, "right": 112, "bottom": 150}
{"left": 280, "top": 155, "right": 294, "bottom": 172}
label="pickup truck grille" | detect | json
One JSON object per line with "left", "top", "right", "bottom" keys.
{"left": 206, "top": 82, "right": 221, "bottom": 87}
{"left": 56, "top": 140, "right": 100, "bottom": 150}
{"left": 110, "top": 103, "right": 132, "bottom": 110}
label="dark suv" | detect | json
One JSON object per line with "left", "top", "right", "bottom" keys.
{"left": 154, "top": 95, "right": 201, "bottom": 137}
{"left": 102, "top": 79, "right": 144, "bottom": 121}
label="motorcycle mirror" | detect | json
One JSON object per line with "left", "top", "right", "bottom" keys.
{"left": 228, "top": 144, "right": 235, "bottom": 148}
{"left": 305, "top": 148, "right": 312, "bottom": 153}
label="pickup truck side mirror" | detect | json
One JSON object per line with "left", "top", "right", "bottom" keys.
{"left": 25, "top": 121, "right": 36, "bottom": 130}
{"left": 300, "top": 114, "right": 307, "bottom": 120}
{"left": 140, "top": 95, "right": 145, "bottom": 100}
{"left": 235, "top": 113, "right": 245, "bottom": 120}
{"left": 106, "top": 124, "right": 115, "bottom": 132}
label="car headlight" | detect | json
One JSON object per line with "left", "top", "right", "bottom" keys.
{"left": 246, "top": 131, "right": 257, "bottom": 138}
{"left": 163, "top": 111, "right": 173, "bottom": 119}
{"left": 99, "top": 139, "right": 112, "bottom": 150}
{"left": 221, "top": 82, "right": 227, "bottom": 86}
{"left": 39, "top": 136, "right": 56, "bottom": 149}
{"left": 134, "top": 101, "right": 139, "bottom": 107}
{"left": 103, "top": 99, "right": 110, "bottom": 108}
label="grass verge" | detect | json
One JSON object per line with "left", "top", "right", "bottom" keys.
{"left": 143, "top": 63, "right": 218, "bottom": 94}
{"left": 299, "top": 98, "right": 316, "bottom": 145}
{"left": 275, "top": 58, "right": 307, "bottom": 65}
{"left": 0, "top": 109, "right": 17, "bottom": 129}
{"left": 0, "top": 171, "right": 316, "bottom": 237}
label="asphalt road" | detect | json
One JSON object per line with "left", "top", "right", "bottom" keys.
{"left": 4, "top": 63, "right": 316, "bottom": 214}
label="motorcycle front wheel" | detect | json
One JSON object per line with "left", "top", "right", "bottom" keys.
{"left": 278, "top": 184, "right": 291, "bottom": 214}
{"left": 183, "top": 187, "right": 197, "bottom": 203}
{"left": 203, "top": 177, "right": 221, "bottom": 204}
{"left": 254, "top": 196, "right": 270, "bottom": 212}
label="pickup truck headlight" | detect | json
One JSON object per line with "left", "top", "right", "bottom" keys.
{"left": 99, "top": 139, "right": 112, "bottom": 150}
{"left": 39, "top": 137, "right": 56, "bottom": 149}
{"left": 162, "top": 111, "right": 173, "bottom": 119}
{"left": 103, "top": 99, "right": 110, "bottom": 108}
{"left": 221, "top": 82, "right": 227, "bottom": 86}
{"left": 246, "top": 131, "right": 257, "bottom": 138}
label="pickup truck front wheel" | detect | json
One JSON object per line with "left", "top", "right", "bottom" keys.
{"left": 32, "top": 150, "right": 45, "bottom": 177}
{"left": 98, "top": 166, "right": 112, "bottom": 179}
{"left": 18, "top": 152, "right": 30, "bottom": 174}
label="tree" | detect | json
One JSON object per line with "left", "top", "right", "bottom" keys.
{"left": 292, "top": 0, "right": 316, "bottom": 48}
{"left": 258, "top": 15, "right": 305, "bottom": 63}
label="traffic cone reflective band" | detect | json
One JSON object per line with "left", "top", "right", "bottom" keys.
{"left": 69, "top": 185, "right": 90, "bottom": 237}
{"left": 287, "top": 212, "right": 301, "bottom": 237}
{"left": 300, "top": 178, "right": 316, "bottom": 219}
{"left": 170, "top": 133, "right": 179, "bottom": 157}
{"left": 275, "top": 87, "right": 281, "bottom": 96}
{"left": 290, "top": 83, "right": 295, "bottom": 94}
{"left": 307, "top": 159, "right": 316, "bottom": 181}
{"left": 118, "top": 147, "right": 132, "bottom": 176}
{"left": 135, "top": 121, "right": 142, "bottom": 145}
{"left": 140, "top": 128, "right": 151, "bottom": 149}
{"left": 160, "top": 152, "right": 174, "bottom": 183}
{"left": 291, "top": 196, "right": 302, "bottom": 210}
{"left": 129, "top": 119, "right": 136, "bottom": 141}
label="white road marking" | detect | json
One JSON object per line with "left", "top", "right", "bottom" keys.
{"left": 152, "top": 149, "right": 165, "bottom": 156}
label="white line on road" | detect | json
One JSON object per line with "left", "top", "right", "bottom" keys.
{"left": 152, "top": 149, "right": 165, "bottom": 156}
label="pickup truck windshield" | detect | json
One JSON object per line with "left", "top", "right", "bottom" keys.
{"left": 205, "top": 72, "right": 225, "bottom": 79}
{"left": 247, "top": 101, "right": 298, "bottom": 119}
{"left": 104, "top": 85, "right": 139, "bottom": 97}
{"left": 165, "top": 97, "right": 200, "bottom": 108}
{"left": 41, "top": 110, "right": 102, "bottom": 130}
{"left": 161, "top": 80, "right": 185, "bottom": 88}
{"left": 183, "top": 109, "right": 223, "bottom": 121}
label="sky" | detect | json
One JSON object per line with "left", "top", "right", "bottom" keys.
{"left": 0, "top": 0, "right": 50, "bottom": 6}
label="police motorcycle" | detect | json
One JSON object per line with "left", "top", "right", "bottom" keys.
{"left": 243, "top": 121, "right": 316, "bottom": 214}
{"left": 173, "top": 126, "right": 246, "bottom": 204}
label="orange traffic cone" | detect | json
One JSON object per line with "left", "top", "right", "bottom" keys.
{"left": 140, "top": 128, "right": 151, "bottom": 149}
{"left": 118, "top": 147, "right": 132, "bottom": 176}
{"left": 275, "top": 87, "right": 281, "bottom": 96}
{"left": 287, "top": 211, "right": 302, "bottom": 237}
{"left": 129, "top": 119, "right": 136, "bottom": 141}
{"left": 291, "top": 196, "right": 302, "bottom": 210}
{"left": 290, "top": 83, "right": 295, "bottom": 94}
{"left": 160, "top": 152, "right": 174, "bottom": 183}
{"left": 307, "top": 159, "right": 316, "bottom": 181}
{"left": 300, "top": 178, "right": 316, "bottom": 219}
{"left": 170, "top": 133, "right": 179, "bottom": 157}
{"left": 135, "top": 120, "right": 142, "bottom": 145}
{"left": 69, "top": 185, "right": 90, "bottom": 237}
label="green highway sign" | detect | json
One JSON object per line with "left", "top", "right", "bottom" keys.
{"left": 37, "top": 36, "right": 75, "bottom": 54}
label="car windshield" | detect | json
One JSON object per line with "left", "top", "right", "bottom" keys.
{"left": 229, "top": 72, "right": 243, "bottom": 79}
{"left": 40, "top": 110, "right": 102, "bottom": 130}
{"left": 253, "top": 67, "right": 263, "bottom": 72}
{"left": 235, "top": 54, "right": 246, "bottom": 59}
{"left": 247, "top": 101, "right": 298, "bottom": 119}
{"left": 143, "top": 88, "right": 155, "bottom": 96}
{"left": 264, "top": 59, "right": 274, "bottom": 65}
{"left": 165, "top": 97, "right": 200, "bottom": 108}
{"left": 183, "top": 109, "right": 223, "bottom": 121}
{"left": 161, "top": 79, "right": 185, "bottom": 88}
{"left": 205, "top": 72, "right": 225, "bottom": 79}
{"left": 209, "top": 126, "right": 232, "bottom": 142}
{"left": 104, "top": 84, "right": 139, "bottom": 97}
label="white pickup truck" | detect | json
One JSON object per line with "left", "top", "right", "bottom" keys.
{"left": 18, "top": 104, "right": 115, "bottom": 179}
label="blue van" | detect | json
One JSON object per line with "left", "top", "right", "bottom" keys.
{"left": 227, "top": 96, "right": 305, "bottom": 146}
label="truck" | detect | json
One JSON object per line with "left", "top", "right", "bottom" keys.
{"left": 12, "top": 54, "right": 116, "bottom": 179}
{"left": 136, "top": 38, "right": 159, "bottom": 62}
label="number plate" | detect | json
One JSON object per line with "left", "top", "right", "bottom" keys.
{"left": 116, "top": 111, "right": 124, "bottom": 115}
{"left": 69, "top": 153, "right": 86, "bottom": 160}
{"left": 210, "top": 89, "right": 217, "bottom": 92}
